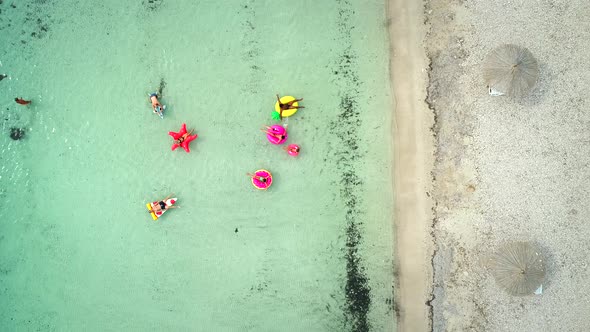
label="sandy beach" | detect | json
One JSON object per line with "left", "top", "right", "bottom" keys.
{"left": 391, "top": 0, "right": 590, "bottom": 331}
{"left": 388, "top": 0, "right": 434, "bottom": 331}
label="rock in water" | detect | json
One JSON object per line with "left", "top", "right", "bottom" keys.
{"left": 10, "top": 127, "right": 25, "bottom": 140}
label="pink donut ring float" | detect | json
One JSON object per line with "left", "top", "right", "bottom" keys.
{"left": 265, "top": 125, "right": 287, "bottom": 145}
{"left": 169, "top": 123, "right": 198, "bottom": 153}
{"left": 251, "top": 169, "right": 272, "bottom": 190}
{"left": 284, "top": 144, "right": 300, "bottom": 157}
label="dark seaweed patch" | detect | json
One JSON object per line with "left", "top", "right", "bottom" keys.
{"left": 330, "top": 1, "right": 372, "bottom": 331}
{"left": 21, "top": 3, "right": 52, "bottom": 40}
{"left": 345, "top": 224, "right": 371, "bottom": 327}
{"left": 330, "top": 94, "right": 371, "bottom": 332}
{"left": 158, "top": 78, "right": 166, "bottom": 97}
{"left": 144, "top": 0, "right": 163, "bottom": 11}
{"left": 238, "top": 2, "right": 263, "bottom": 94}
{"left": 9, "top": 127, "right": 25, "bottom": 140}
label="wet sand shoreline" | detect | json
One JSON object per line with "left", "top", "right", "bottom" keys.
{"left": 387, "top": 0, "right": 434, "bottom": 331}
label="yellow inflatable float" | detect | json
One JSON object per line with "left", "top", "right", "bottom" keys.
{"left": 273, "top": 96, "right": 299, "bottom": 119}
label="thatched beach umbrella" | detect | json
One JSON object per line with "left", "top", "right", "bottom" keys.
{"left": 483, "top": 44, "right": 539, "bottom": 97}
{"left": 488, "top": 242, "right": 545, "bottom": 296}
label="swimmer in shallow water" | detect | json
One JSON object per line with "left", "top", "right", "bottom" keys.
{"left": 149, "top": 93, "right": 164, "bottom": 114}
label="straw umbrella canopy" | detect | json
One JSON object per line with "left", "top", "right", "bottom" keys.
{"left": 483, "top": 44, "right": 539, "bottom": 97}
{"left": 488, "top": 242, "right": 545, "bottom": 296}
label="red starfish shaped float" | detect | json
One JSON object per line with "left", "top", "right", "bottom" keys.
{"left": 168, "top": 123, "right": 198, "bottom": 153}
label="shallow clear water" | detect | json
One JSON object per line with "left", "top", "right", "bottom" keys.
{"left": 0, "top": 0, "right": 395, "bottom": 331}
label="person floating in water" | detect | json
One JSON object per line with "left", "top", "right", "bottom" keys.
{"left": 174, "top": 129, "right": 194, "bottom": 145}
{"left": 283, "top": 144, "right": 300, "bottom": 156}
{"left": 150, "top": 194, "right": 179, "bottom": 215}
{"left": 169, "top": 123, "right": 198, "bottom": 153}
{"left": 149, "top": 92, "right": 164, "bottom": 115}
{"left": 276, "top": 94, "right": 304, "bottom": 119}
{"left": 15, "top": 97, "right": 31, "bottom": 105}
{"left": 261, "top": 125, "right": 287, "bottom": 141}
{"left": 247, "top": 172, "right": 268, "bottom": 184}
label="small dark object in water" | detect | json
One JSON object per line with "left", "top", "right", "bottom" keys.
{"left": 234, "top": 228, "right": 238, "bottom": 233}
{"left": 0, "top": 74, "right": 7, "bottom": 81}
{"left": 15, "top": 97, "right": 31, "bottom": 105}
{"left": 158, "top": 78, "right": 166, "bottom": 97}
{"left": 10, "top": 127, "right": 25, "bottom": 140}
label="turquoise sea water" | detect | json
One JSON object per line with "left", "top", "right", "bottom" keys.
{"left": 0, "top": 1, "right": 395, "bottom": 331}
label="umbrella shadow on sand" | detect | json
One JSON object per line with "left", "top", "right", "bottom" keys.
{"left": 518, "top": 63, "right": 553, "bottom": 107}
